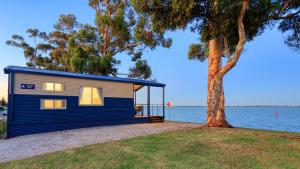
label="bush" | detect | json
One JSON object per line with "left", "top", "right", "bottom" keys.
{"left": 0, "top": 120, "right": 7, "bottom": 137}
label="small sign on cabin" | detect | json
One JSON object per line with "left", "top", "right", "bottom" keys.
{"left": 21, "top": 84, "right": 35, "bottom": 90}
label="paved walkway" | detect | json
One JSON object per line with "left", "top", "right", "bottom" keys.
{"left": 0, "top": 122, "right": 200, "bottom": 163}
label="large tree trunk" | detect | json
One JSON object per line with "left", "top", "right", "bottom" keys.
{"left": 205, "top": 0, "right": 248, "bottom": 128}
{"left": 206, "top": 38, "right": 232, "bottom": 128}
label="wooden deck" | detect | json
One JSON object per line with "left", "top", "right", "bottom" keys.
{"left": 134, "top": 115, "right": 164, "bottom": 123}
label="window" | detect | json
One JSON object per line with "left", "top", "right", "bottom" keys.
{"left": 41, "top": 99, "right": 67, "bottom": 109}
{"left": 42, "top": 82, "right": 64, "bottom": 92}
{"left": 79, "top": 87, "right": 103, "bottom": 106}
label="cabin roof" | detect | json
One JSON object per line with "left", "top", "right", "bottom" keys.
{"left": 4, "top": 65, "right": 165, "bottom": 87}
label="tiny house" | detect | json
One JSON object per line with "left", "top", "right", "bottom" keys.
{"left": 4, "top": 66, "right": 165, "bottom": 138}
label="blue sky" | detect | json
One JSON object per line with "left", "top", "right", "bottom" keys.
{"left": 0, "top": 1, "right": 299, "bottom": 106}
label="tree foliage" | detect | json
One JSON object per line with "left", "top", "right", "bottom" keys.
{"left": 7, "top": 0, "right": 172, "bottom": 79}
{"left": 129, "top": 59, "right": 152, "bottom": 79}
{"left": 132, "top": 0, "right": 300, "bottom": 127}
{"left": 0, "top": 97, "right": 7, "bottom": 107}
{"left": 132, "top": 0, "right": 300, "bottom": 59}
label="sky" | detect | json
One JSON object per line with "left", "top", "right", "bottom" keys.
{"left": 0, "top": 1, "right": 299, "bottom": 106}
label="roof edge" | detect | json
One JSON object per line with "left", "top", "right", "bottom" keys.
{"left": 4, "top": 65, "right": 14, "bottom": 74}
{"left": 4, "top": 66, "right": 166, "bottom": 87}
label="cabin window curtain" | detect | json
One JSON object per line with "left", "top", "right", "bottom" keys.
{"left": 43, "top": 100, "right": 54, "bottom": 109}
{"left": 41, "top": 99, "right": 67, "bottom": 109}
{"left": 43, "top": 83, "right": 54, "bottom": 91}
{"left": 55, "top": 83, "right": 64, "bottom": 91}
{"left": 79, "top": 87, "right": 103, "bottom": 106}
{"left": 42, "top": 82, "right": 64, "bottom": 92}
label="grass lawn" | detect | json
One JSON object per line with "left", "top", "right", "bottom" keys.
{"left": 0, "top": 127, "right": 299, "bottom": 169}
{"left": 0, "top": 119, "right": 6, "bottom": 139}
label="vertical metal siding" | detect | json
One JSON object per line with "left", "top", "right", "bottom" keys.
{"left": 8, "top": 94, "right": 148, "bottom": 138}
{"left": 6, "top": 73, "right": 151, "bottom": 138}
{"left": 7, "top": 73, "right": 15, "bottom": 138}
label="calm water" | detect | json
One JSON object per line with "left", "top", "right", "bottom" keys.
{"left": 152, "top": 106, "right": 300, "bottom": 133}
{"left": 1, "top": 107, "right": 300, "bottom": 133}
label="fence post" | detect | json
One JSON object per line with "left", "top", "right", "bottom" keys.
{"left": 147, "top": 86, "right": 150, "bottom": 118}
{"left": 163, "top": 87, "right": 165, "bottom": 119}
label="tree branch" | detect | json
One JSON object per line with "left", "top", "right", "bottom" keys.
{"left": 104, "top": 0, "right": 111, "bottom": 56}
{"left": 111, "top": 41, "right": 143, "bottom": 56}
{"left": 272, "top": 0, "right": 299, "bottom": 20}
{"left": 275, "top": 10, "right": 300, "bottom": 19}
{"left": 223, "top": 37, "right": 232, "bottom": 63}
{"left": 279, "top": 0, "right": 292, "bottom": 14}
{"left": 219, "top": 0, "right": 248, "bottom": 77}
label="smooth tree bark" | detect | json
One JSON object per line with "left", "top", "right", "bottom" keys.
{"left": 206, "top": 37, "right": 231, "bottom": 127}
{"left": 205, "top": 0, "right": 248, "bottom": 127}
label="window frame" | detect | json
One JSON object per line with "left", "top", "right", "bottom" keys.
{"left": 42, "top": 82, "right": 65, "bottom": 92}
{"left": 79, "top": 86, "right": 104, "bottom": 106}
{"left": 40, "top": 99, "right": 67, "bottom": 110}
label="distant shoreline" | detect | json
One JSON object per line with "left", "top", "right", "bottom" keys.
{"left": 164, "top": 105, "right": 300, "bottom": 107}
{"left": 136, "top": 104, "right": 300, "bottom": 107}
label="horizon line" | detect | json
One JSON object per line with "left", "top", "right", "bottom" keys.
{"left": 136, "top": 104, "right": 300, "bottom": 107}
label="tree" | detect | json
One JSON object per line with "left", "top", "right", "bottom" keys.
{"left": 132, "top": 0, "right": 300, "bottom": 127}
{"left": 129, "top": 59, "right": 152, "bottom": 79}
{"left": 87, "top": 0, "right": 172, "bottom": 76}
{"left": 6, "top": 14, "right": 79, "bottom": 71}
{"left": 0, "top": 97, "right": 7, "bottom": 107}
{"left": 7, "top": 1, "right": 172, "bottom": 79}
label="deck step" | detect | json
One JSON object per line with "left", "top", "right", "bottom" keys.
{"left": 149, "top": 116, "right": 164, "bottom": 123}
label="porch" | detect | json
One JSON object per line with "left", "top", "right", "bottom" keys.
{"left": 133, "top": 84, "right": 165, "bottom": 123}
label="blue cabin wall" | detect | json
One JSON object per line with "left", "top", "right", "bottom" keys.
{"left": 6, "top": 72, "right": 150, "bottom": 138}
{"left": 7, "top": 94, "right": 148, "bottom": 138}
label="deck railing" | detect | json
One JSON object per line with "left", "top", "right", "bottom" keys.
{"left": 135, "top": 104, "right": 164, "bottom": 118}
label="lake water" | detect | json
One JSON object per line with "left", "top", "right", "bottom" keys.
{"left": 156, "top": 106, "right": 300, "bottom": 133}
{"left": 1, "top": 107, "right": 300, "bottom": 133}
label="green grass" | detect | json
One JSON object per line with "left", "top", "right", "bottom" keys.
{"left": 1, "top": 127, "right": 300, "bottom": 169}
{"left": 0, "top": 119, "right": 6, "bottom": 139}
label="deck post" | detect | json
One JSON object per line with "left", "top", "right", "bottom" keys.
{"left": 134, "top": 91, "right": 136, "bottom": 107}
{"left": 163, "top": 86, "right": 165, "bottom": 119}
{"left": 147, "top": 86, "right": 150, "bottom": 118}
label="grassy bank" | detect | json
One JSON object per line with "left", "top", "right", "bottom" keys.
{"left": 1, "top": 127, "right": 300, "bottom": 169}
{"left": 0, "top": 120, "right": 6, "bottom": 139}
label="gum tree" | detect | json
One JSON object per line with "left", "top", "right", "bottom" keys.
{"left": 7, "top": 1, "right": 172, "bottom": 79}
{"left": 6, "top": 15, "right": 80, "bottom": 71}
{"left": 87, "top": 0, "right": 172, "bottom": 76}
{"left": 132, "top": 0, "right": 300, "bottom": 127}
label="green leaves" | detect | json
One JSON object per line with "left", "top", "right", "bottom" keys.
{"left": 129, "top": 59, "right": 151, "bottom": 79}
{"left": 188, "top": 44, "right": 207, "bottom": 62}
{"left": 133, "top": 0, "right": 300, "bottom": 61}
{"left": 278, "top": 16, "right": 300, "bottom": 51}
{"left": 54, "top": 14, "right": 79, "bottom": 33}
{"left": 70, "top": 47, "right": 88, "bottom": 73}
{"left": 7, "top": 1, "right": 171, "bottom": 79}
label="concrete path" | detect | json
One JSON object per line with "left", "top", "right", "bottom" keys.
{"left": 0, "top": 122, "right": 200, "bottom": 163}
